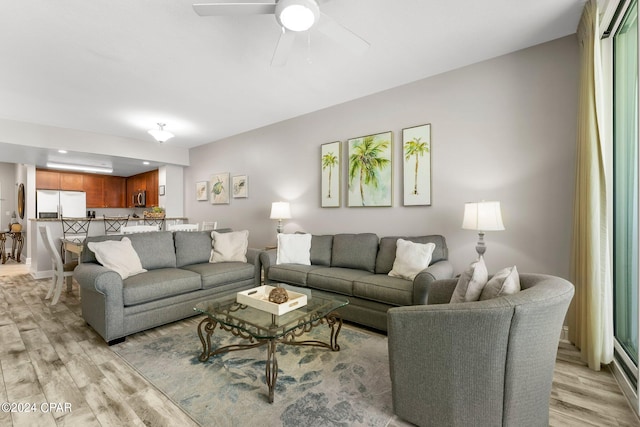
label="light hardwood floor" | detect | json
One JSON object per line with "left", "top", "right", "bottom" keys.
{"left": 0, "top": 261, "right": 638, "bottom": 427}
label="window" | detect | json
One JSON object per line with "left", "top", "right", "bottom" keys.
{"left": 613, "top": 0, "right": 639, "bottom": 377}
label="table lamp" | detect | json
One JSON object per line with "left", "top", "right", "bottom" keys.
{"left": 462, "top": 201, "right": 505, "bottom": 259}
{"left": 270, "top": 202, "right": 291, "bottom": 234}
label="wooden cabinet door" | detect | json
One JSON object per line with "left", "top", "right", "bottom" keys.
{"left": 36, "top": 170, "right": 60, "bottom": 189}
{"left": 84, "top": 175, "right": 104, "bottom": 208}
{"left": 126, "top": 177, "right": 134, "bottom": 208}
{"left": 104, "top": 176, "right": 126, "bottom": 208}
{"left": 145, "top": 170, "right": 158, "bottom": 207}
{"left": 60, "top": 172, "right": 84, "bottom": 190}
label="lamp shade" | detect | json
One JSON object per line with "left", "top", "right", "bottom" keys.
{"left": 270, "top": 202, "right": 292, "bottom": 219}
{"left": 462, "top": 201, "right": 505, "bottom": 231}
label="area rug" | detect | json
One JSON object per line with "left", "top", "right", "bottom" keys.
{"left": 112, "top": 320, "right": 395, "bottom": 426}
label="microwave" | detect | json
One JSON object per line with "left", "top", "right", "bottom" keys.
{"left": 133, "top": 190, "right": 146, "bottom": 207}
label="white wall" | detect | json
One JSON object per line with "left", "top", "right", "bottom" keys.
{"left": 0, "top": 162, "right": 16, "bottom": 231}
{"left": 185, "top": 35, "right": 579, "bottom": 278}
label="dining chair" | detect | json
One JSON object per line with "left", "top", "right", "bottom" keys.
{"left": 61, "top": 216, "right": 92, "bottom": 263}
{"left": 143, "top": 216, "right": 165, "bottom": 231}
{"left": 167, "top": 223, "right": 199, "bottom": 232}
{"left": 39, "top": 225, "right": 77, "bottom": 305}
{"left": 202, "top": 221, "right": 218, "bottom": 231}
{"left": 103, "top": 215, "right": 130, "bottom": 235}
{"left": 121, "top": 225, "right": 160, "bottom": 234}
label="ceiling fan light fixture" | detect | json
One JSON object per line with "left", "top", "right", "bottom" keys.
{"left": 148, "top": 122, "right": 174, "bottom": 143}
{"left": 276, "top": 0, "right": 319, "bottom": 32}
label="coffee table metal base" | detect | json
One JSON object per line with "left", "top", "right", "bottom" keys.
{"left": 197, "top": 311, "right": 343, "bottom": 403}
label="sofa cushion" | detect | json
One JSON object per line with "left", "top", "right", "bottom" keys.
{"left": 87, "top": 237, "right": 147, "bottom": 280}
{"left": 269, "top": 264, "right": 327, "bottom": 286}
{"left": 450, "top": 258, "right": 488, "bottom": 303}
{"left": 480, "top": 266, "right": 520, "bottom": 300}
{"left": 388, "top": 239, "right": 436, "bottom": 281}
{"left": 307, "top": 267, "right": 374, "bottom": 296}
{"left": 277, "top": 233, "right": 312, "bottom": 265}
{"left": 331, "top": 233, "right": 379, "bottom": 273}
{"left": 82, "top": 235, "right": 122, "bottom": 263}
{"left": 310, "top": 235, "right": 333, "bottom": 266}
{"left": 175, "top": 231, "right": 213, "bottom": 267}
{"left": 127, "top": 232, "right": 177, "bottom": 270}
{"left": 122, "top": 268, "right": 201, "bottom": 306}
{"left": 210, "top": 230, "right": 249, "bottom": 263}
{"left": 353, "top": 274, "right": 414, "bottom": 306}
{"left": 182, "top": 262, "right": 255, "bottom": 289}
{"left": 376, "top": 235, "right": 448, "bottom": 274}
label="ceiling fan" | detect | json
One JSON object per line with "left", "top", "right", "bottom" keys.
{"left": 193, "top": 0, "right": 369, "bottom": 66}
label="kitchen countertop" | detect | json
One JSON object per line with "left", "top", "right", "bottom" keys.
{"left": 30, "top": 217, "right": 188, "bottom": 222}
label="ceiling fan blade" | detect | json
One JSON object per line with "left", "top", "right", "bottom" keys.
{"left": 316, "top": 12, "right": 369, "bottom": 56}
{"left": 193, "top": 1, "right": 276, "bottom": 16}
{"left": 271, "top": 28, "right": 296, "bottom": 67}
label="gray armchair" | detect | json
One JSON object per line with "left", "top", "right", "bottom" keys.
{"left": 387, "top": 273, "right": 574, "bottom": 427}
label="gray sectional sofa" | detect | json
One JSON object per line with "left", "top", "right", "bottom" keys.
{"left": 74, "top": 230, "right": 261, "bottom": 344}
{"left": 260, "top": 233, "right": 454, "bottom": 331}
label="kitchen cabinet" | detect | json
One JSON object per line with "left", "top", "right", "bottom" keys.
{"left": 145, "top": 171, "right": 158, "bottom": 207}
{"left": 84, "top": 175, "right": 126, "bottom": 208}
{"left": 104, "top": 176, "right": 126, "bottom": 208}
{"left": 60, "top": 172, "right": 84, "bottom": 191}
{"left": 36, "top": 170, "right": 60, "bottom": 189}
{"left": 84, "top": 175, "right": 104, "bottom": 208}
{"left": 126, "top": 170, "right": 159, "bottom": 208}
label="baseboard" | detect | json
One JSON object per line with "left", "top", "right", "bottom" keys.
{"left": 30, "top": 269, "right": 53, "bottom": 280}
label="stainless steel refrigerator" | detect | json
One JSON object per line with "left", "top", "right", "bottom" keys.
{"left": 36, "top": 190, "right": 87, "bottom": 218}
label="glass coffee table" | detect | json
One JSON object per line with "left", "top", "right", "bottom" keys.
{"left": 193, "top": 286, "right": 349, "bottom": 403}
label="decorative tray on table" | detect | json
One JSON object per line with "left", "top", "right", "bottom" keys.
{"left": 237, "top": 285, "right": 308, "bottom": 315}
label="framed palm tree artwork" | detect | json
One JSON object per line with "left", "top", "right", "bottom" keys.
{"left": 402, "top": 124, "right": 431, "bottom": 206}
{"left": 321, "top": 141, "right": 341, "bottom": 207}
{"left": 347, "top": 131, "right": 393, "bottom": 207}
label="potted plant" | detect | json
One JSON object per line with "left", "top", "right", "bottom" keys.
{"left": 144, "top": 206, "right": 165, "bottom": 218}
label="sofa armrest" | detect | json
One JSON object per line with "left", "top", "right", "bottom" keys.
{"left": 74, "top": 263, "right": 124, "bottom": 296}
{"left": 412, "top": 260, "right": 454, "bottom": 304}
{"left": 73, "top": 262, "right": 126, "bottom": 342}
{"left": 259, "top": 249, "right": 277, "bottom": 284}
{"left": 246, "top": 248, "right": 262, "bottom": 285}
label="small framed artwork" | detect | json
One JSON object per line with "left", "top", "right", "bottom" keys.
{"left": 402, "top": 124, "right": 431, "bottom": 206}
{"left": 232, "top": 175, "right": 248, "bottom": 198}
{"left": 158, "top": 185, "right": 165, "bottom": 196}
{"left": 347, "top": 131, "right": 393, "bottom": 207}
{"left": 210, "top": 173, "right": 230, "bottom": 204}
{"left": 321, "top": 141, "right": 341, "bottom": 207}
{"left": 196, "top": 181, "right": 208, "bottom": 201}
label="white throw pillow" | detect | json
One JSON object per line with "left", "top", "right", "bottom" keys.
{"left": 87, "top": 237, "right": 146, "bottom": 280}
{"left": 388, "top": 239, "right": 436, "bottom": 281}
{"left": 450, "top": 257, "right": 489, "bottom": 303}
{"left": 276, "top": 233, "right": 312, "bottom": 265}
{"left": 480, "top": 265, "right": 521, "bottom": 300}
{"left": 210, "top": 230, "right": 249, "bottom": 263}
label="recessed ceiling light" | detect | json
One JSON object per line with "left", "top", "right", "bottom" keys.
{"left": 58, "top": 149, "right": 67, "bottom": 154}
{"left": 143, "top": 161, "right": 150, "bottom": 165}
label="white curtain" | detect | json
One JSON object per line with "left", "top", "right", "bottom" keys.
{"left": 569, "top": 0, "right": 614, "bottom": 371}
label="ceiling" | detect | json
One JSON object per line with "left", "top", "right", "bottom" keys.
{"left": 0, "top": 0, "right": 585, "bottom": 175}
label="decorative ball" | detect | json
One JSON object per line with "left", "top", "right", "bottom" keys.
{"left": 268, "top": 287, "right": 289, "bottom": 304}
{"left": 10, "top": 223, "right": 22, "bottom": 232}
